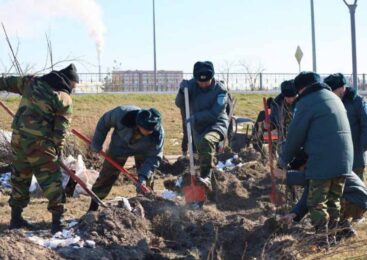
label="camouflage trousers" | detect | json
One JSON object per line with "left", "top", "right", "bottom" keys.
{"left": 307, "top": 177, "right": 346, "bottom": 226}
{"left": 196, "top": 131, "right": 222, "bottom": 178}
{"left": 340, "top": 199, "right": 366, "bottom": 221}
{"left": 9, "top": 131, "right": 65, "bottom": 214}
{"left": 353, "top": 167, "right": 365, "bottom": 182}
{"left": 92, "top": 154, "right": 155, "bottom": 200}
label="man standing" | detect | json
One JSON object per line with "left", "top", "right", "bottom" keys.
{"left": 175, "top": 61, "right": 229, "bottom": 191}
{"left": 270, "top": 79, "right": 297, "bottom": 142}
{"left": 88, "top": 106, "right": 164, "bottom": 211}
{"left": 0, "top": 64, "right": 79, "bottom": 234}
{"left": 324, "top": 73, "right": 367, "bottom": 181}
{"left": 279, "top": 72, "right": 353, "bottom": 248}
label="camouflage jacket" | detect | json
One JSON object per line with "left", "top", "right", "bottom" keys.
{"left": 0, "top": 74, "right": 72, "bottom": 152}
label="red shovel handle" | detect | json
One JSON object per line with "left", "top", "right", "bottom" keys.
{"left": 71, "top": 128, "right": 151, "bottom": 194}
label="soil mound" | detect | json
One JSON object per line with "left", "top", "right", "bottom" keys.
{"left": 0, "top": 230, "right": 63, "bottom": 260}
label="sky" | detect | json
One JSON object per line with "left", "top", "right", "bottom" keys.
{"left": 0, "top": 0, "right": 366, "bottom": 74}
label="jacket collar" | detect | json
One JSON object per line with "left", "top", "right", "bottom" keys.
{"left": 342, "top": 87, "right": 357, "bottom": 102}
{"left": 297, "top": 83, "right": 331, "bottom": 101}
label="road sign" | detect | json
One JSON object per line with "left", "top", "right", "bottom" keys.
{"left": 295, "top": 46, "right": 303, "bottom": 72}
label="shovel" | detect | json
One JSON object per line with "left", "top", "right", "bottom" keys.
{"left": 181, "top": 85, "right": 206, "bottom": 204}
{"left": 263, "top": 97, "right": 282, "bottom": 205}
{"left": 0, "top": 100, "right": 107, "bottom": 208}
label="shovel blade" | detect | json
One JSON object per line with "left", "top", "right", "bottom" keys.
{"left": 182, "top": 177, "right": 206, "bottom": 204}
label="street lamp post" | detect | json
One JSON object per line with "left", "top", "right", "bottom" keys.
{"left": 343, "top": 0, "right": 358, "bottom": 92}
{"left": 310, "top": 0, "right": 317, "bottom": 72}
{"left": 152, "top": 0, "right": 158, "bottom": 91}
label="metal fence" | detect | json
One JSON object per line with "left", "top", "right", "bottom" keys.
{"left": 2, "top": 72, "right": 367, "bottom": 93}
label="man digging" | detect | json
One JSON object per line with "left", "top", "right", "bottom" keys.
{"left": 175, "top": 61, "right": 229, "bottom": 192}
{"left": 87, "top": 105, "right": 164, "bottom": 211}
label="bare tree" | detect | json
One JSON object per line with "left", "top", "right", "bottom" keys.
{"left": 218, "top": 60, "right": 237, "bottom": 89}
{"left": 238, "top": 59, "right": 265, "bottom": 91}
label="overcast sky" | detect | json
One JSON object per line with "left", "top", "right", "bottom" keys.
{"left": 0, "top": 0, "right": 366, "bottom": 74}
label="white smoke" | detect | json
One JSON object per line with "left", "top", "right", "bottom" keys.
{"left": 0, "top": 0, "right": 105, "bottom": 55}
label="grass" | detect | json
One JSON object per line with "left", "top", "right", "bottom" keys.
{"left": 0, "top": 93, "right": 269, "bottom": 155}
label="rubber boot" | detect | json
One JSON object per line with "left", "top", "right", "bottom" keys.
{"left": 336, "top": 219, "right": 357, "bottom": 241}
{"left": 314, "top": 223, "right": 330, "bottom": 250}
{"left": 51, "top": 212, "right": 65, "bottom": 234}
{"left": 88, "top": 199, "right": 99, "bottom": 212}
{"left": 9, "top": 207, "right": 33, "bottom": 230}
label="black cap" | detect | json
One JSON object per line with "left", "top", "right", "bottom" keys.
{"left": 59, "top": 63, "right": 79, "bottom": 83}
{"left": 294, "top": 71, "right": 321, "bottom": 91}
{"left": 136, "top": 108, "right": 161, "bottom": 131}
{"left": 324, "top": 73, "right": 347, "bottom": 91}
{"left": 280, "top": 80, "right": 297, "bottom": 97}
{"left": 193, "top": 61, "right": 215, "bottom": 82}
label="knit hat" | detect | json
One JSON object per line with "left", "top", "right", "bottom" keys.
{"left": 193, "top": 61, "right": 215, "bottom": 82}
{"left": 59, "top": 63, "right": 79, "bottom": 83}
{"left": 280, "top": 80, "right": 297, "bottom": 97}
{"left": 294, "top": 71, "right": 321, "bottom": 91}
{"left": 136, "top": 108, "right": 161, "bottom": 131}
{"left": 324, "top": 73, "right": 347, "bottom": 91}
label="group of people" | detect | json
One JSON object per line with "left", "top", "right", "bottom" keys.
{"left": 1, "top": 61, "right": 366, "bottom": 249}
{"left": 0, "top": 61, "right": 230, "bottom": 234}
{"left": 255, "top": 72, "right": 367, "bottom": 248}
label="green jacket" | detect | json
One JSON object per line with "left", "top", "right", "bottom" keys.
{"left": 280, "top": 84, "right": 353, "bottom": 179}
{"left": 175, "top": 78, "right": 229, "bottom": 144}
{"left": 0, "top": 74, "right": 72, "bottom": 152}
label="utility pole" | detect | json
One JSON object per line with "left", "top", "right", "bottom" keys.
{"left": 343, "top": 0, "right": 358, "bottom": 92}
{"left": 152, "top": 0, "right": 158, "bottom": 91}
{"left": 310, "top": 0, "right": 317, "bottom": 72}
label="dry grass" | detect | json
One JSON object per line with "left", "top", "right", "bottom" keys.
{"left": 0, "top": 93, "right": 269, "bottom": 155}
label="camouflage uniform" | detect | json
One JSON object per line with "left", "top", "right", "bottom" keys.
{"left": 307, "top": 177, "right": 346, "bottom": 226}
{"left": 197, "top": 131, "right": 221, "bottom": 178}
{"left": 0, "top": 74, "right": 72, "bottom": 214}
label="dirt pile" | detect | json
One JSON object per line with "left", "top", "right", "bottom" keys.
{"left": 0, "top": 230, "right": 63, "bottom": 260}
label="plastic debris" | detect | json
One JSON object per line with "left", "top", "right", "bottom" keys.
{"left": 161, "top": 190, "right": 178, "bottom": 200}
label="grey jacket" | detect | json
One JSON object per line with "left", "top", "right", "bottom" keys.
{"left": 342, "top": 87, "right": 367, "bottom": 168}
{"left": 280, "top": 84, "right": 353, "bottom": 179}
{"left": 175, "top": 79, "right": 229, "bottom": 144}
{"left": 91, "top": 105, "right": 164, "bottom": 179}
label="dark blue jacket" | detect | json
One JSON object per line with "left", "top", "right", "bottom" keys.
{"left": 342, "top": 87, "right": 367, "bottom": 168}
{"left": 280, "top": 84, "right": 353, "bottom": 179}
{"left": 91, "top": 105, "right": 164, "bottom": 179}
{"left": 175, "top": 79, "right": 229, "bottom": 144}
{"left": 287, "top": 170, "right": 367, "bottom": 221}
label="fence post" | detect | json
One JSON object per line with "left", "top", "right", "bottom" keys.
{"left": 363, "top": 74, "right": 366, "bottom": 90}
{"left": 259, "top": 73, "right": 263, "bottom": 90}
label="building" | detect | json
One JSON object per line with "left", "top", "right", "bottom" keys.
{"left": 109, "top": 70, "right": 183, "bottom": 92}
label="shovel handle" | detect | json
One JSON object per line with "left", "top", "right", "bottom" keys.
{"left": 60, "top": 162, "right": 107, "bottom": 208}
{"left": 71, "top": 128, "right": 151, "bottom": 194}
{"left": 0, "top": 100, "right": 15, "bottom": 117}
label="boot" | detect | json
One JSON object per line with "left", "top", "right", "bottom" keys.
{"left": 328, "top": 219, "right": 338, "bottom": 246}
{"left": 88, "top": 199, "right": 99, "bottom": 212}
{"left": 336, "top": 219, "right": 357, "bottom": 241}
{"left": 9, "top": 207, "right": 33, "bottom": 230}
{"left": 198, "top": 170, "right": 213, "bottom": 191}
{"left": 51, "top": 212, "right": 65, "bottom": 234}
{"left": 314, "top": 223, "right": 330, "bottom": 250}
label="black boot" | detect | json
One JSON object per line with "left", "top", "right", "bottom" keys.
{"left": 336, "top": 219, "right": 357, "bottom": 241}
{"left": 88, "top": 199, "right": 99, "bottom": 212}
{"left": 9, "top": 207, "right": 33, "bottom": 230}
{"left": 328, "top": 219, "right": 338, "bottom": 246}
{"left": 314, "top": 223, "right": 330, "bottom": 250}
{"left": 51, "top": 212, "right": 65, "bottom": 234}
